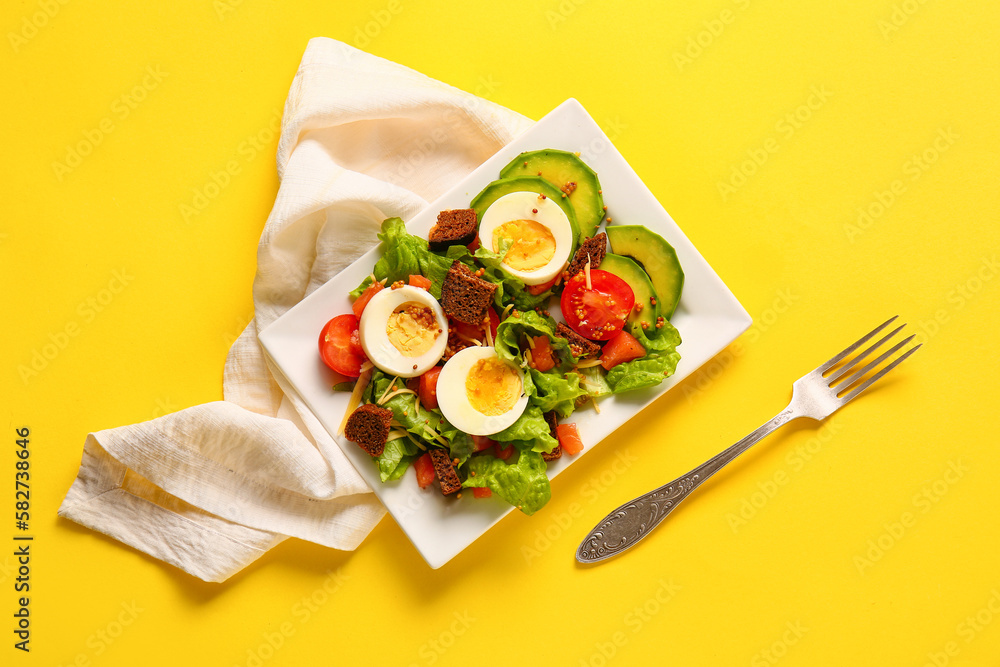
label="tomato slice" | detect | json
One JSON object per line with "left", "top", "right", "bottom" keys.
{"left": 528, "top": 336, "right": 557, "bottom": 372}
{"left": 526, "top": 275, "right": 558, "bottom": 295}
{"left": 414, "top": 452, "right": 435, "bottom": 489}
{"left": 494, "top": 441, "right": 514, "bottom": 461}
{"left": 600, "top": 330, "right": 646, "bottom": 370}
{"left": 560, "top": 269, "right": 635, "bottom": 341}
{"left": 472, "top": 487, "right": 493, "bottom": 499}
{"left": 472, "top": 435, "right": 496, "bottom": 452}
{"left": 555, "top": 423, "right": 584, "bottom": 455}
{"left": 418, "top": 366, "right": 442, "bottom": 410}
{"left": 408, "top": 274, "right": 432, "bottom": 290}
{"left": 449, "top": 307, "right": 500, "bottom": 344}
{"left": 352, "top": 281, "right": 384, "bottom": 319}
{"left": 319, "top": 314, "right": 366, "bottom": 377}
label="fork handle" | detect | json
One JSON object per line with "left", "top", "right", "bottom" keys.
{"left": 576, "top": 406, "right": 799, "bottom": 563}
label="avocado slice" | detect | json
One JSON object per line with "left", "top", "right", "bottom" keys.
{"left": 605, "top": 225, "right": 684, "bottom": 319}
{"left": 499, "top": 150, "right": 604, "bottom": 239}
{"left": 470, "top": 176, "right": 580, "bottom": 247}
{"left": 600, "top": 253, "right": 660, "bottom": 335}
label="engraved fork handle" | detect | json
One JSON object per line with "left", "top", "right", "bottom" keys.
{"left": 576, "top": 405, "right": 799, "bottom": 563}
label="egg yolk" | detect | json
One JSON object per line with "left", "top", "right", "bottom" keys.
{"left": 465, "top": 357, "right": 521, "bottom": 416}
{"left": 386, "top": 302, "right": 441, "bottom": 357}
{"left": 492, "top": 220, "right": 556, "bottom": 271}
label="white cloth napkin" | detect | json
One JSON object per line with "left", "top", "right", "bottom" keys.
{"left": 59, "top": 37, "right": 534, "bottom": 583}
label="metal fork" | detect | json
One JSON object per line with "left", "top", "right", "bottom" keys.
{"left": 576, "top": 316, "right": 921, "bottom": 564}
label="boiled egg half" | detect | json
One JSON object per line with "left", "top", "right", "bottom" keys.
{"left": 478, "top": 191, "right": 574, "bottom": 285}
{"left": 359, "top": 285, "right": 448, "bottom": 378}
{"left": 436, "top": 346, "right": 529, "bottom": 436}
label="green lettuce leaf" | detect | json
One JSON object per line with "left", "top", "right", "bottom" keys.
{"left": 577, "top": 365, "right": 612, "bottom": 398}
{"left": 350, "top": 217, "right": 456, "bottom": 299}
{"left": 491, "top": 405, "right": 558, "bottom": 453}
{"left": 438, "top": 419, "right": 478, "bottom": 467}
{"left": 365, "top": 370, "right": 447, "bottom": 446}
{"left": 461, "top": 450, "right": 551, "bottom": 515}
{"left": 528, "top": 368, "right": 588, "bottom": 419}
{"left": 494, "top": 309, "right": 577, "bottom": 370}
{"left": 606, "top": 320, "right": 682, "bottom": 393}
{"left": 375, "top": 436, "right": 421, "bottom": 482}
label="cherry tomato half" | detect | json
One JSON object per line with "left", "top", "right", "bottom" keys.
{"left": 318, "top": 314, "right": 366, "bottom": 377}
{"left": 560, "top": 269, "right": 635, "bottom": 341}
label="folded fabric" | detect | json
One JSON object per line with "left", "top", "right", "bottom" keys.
{"left": 59, "top": 37, "right": 534, "bottom": 582}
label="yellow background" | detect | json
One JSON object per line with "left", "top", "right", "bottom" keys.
{"left": 2, "top": 0, "right": 999, "bottom": 665}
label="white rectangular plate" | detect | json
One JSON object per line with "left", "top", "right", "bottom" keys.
{"left": 259, "top": 99, "right": 751, "bottom": 568}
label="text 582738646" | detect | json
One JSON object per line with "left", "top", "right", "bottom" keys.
{"left": 15, "top": 428, "right": 30, "bottom": 531}
{"left": 13, "top": 426, "right": 31, "bottom": 652}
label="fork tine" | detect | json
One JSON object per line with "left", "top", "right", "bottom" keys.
{"left": 839, "top": 343, "right": 921, "bottom": 404}
{"left": 835, "top": 334, "right": 916, "bottom": 392}
{"left": 816, "top": 315, "right": 898, "bottom": 374}
{"left": 827, "top": 324, "right": 907, "bottom": 384}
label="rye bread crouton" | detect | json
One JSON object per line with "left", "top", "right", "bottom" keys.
{"left": 556, "top": 322, "right": 602, "bottom": 359}
{"left": 428, "top": 448, "right": 462, "bottom": 495}
{"left": 344, "top": 404, "right": 392, "bottom": 457}
{"left": 541, "top": 410, "right": 562, "bottom": 461}
{"left": 564, "top": 232, "right": 607, "bottom": 280}
{"left": 428, "top": 209, "right": 478, "bottom": 251}
{"left": 440, "top": 261, "right": 498, "bottom": 326}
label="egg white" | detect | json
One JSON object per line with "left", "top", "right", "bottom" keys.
{"left": 358, "top": 285, "right": 448, "bottom": 378}
{"left": 478, "top": 191, "right": 573, "bottom": 286}
{"left": 436, "top": 346, "right": 529, "bottom": 436}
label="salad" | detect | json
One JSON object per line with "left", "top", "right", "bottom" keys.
{"left": 319, "top": 149, "right": 684, "bottom": 515}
